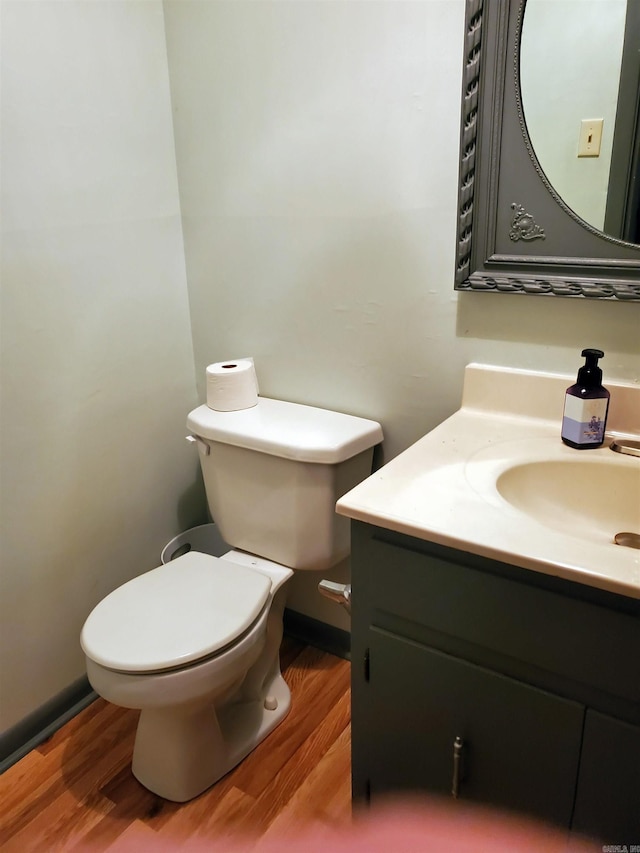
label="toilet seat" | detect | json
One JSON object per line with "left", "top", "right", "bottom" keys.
{"left": 80, "top": 551, "right": 272, "bottom": 674}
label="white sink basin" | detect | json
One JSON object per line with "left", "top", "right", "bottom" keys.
{"left": 495, "top": 459, "right": 640, "bottom": 543}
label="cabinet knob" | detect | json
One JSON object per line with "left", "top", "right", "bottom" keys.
{"left": 452, "top": 736, "right": 464, "bottom": 799}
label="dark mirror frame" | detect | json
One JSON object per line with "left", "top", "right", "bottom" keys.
{"left": 454, "top": 0, "right": 640, "bottom": 301}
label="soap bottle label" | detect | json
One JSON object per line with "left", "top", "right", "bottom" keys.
{"left": 562, "top": 395, "right": 607, "bottom": 445}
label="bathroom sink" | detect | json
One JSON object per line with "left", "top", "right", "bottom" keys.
{"left": 337, "top": 364, "right": 640, "bottom": 598}
{"left": 495, "top": 459, "right": 640, "bottom": 543}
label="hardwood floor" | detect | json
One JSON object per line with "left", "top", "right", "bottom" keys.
{"left": 0, "top": 639, "right": 352, "bottom": 851}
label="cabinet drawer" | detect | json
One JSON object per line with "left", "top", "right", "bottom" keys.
{"left": 354, "top": 528, "right": 640, "bottom": 710}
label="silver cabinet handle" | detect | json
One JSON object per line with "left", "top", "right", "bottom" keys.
{"left": 452, "top": 736, "right": 464, "bottom": 798}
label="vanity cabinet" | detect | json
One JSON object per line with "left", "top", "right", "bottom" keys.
{"left": 350, "top": 522, "right": 640, "bottom": 839}
{"left": 366, "top": 630, "right": 583, "bottom": 825}
{"left": 572, "top": 711, "right": 640, "bottom": 840}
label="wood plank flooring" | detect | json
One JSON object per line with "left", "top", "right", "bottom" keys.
{"left": 0, "top": 639, "right": 352, "bottom": 852}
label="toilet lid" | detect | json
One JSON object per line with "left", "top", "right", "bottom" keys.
{"left": 80, "top": 551, "right": 272, "bottom": 673}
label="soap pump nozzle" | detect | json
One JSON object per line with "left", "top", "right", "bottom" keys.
{"left": 576, "top": 348, "right": 604, "bottom": 389}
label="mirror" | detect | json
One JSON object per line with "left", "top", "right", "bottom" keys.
{"left": 455, "top": 0, "right": 640, "bottom": 300}
{"left": 521, "top": 0, "right": 639, "bottom": 243}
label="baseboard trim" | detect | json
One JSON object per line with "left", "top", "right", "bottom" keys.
{"left": 284, "top": 608, "right": 351, "bottom": 660}
{"left": 0, "top": 676, "right": 96, "bottom": 774}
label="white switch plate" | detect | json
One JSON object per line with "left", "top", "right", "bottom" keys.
{"left": 577, "top": 118, "right": 603, "bottom": 157}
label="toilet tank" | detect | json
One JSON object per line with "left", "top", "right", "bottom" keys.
{"left": 187, "top": 399, "right": 383, "bottom": 571}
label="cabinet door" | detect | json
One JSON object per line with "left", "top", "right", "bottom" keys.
{"left": 361, "top": 628, "right": 584, "bottom": 827}
{"left": 572, "top": 710, "right": 640, "bottom": 841}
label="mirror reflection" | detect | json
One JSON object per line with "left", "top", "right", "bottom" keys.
{"left": 520, "top": 0, "right": 639, "bottom": 244}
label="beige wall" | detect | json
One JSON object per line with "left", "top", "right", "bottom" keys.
{"left": 164, "top": 0, "right": 639, "bottom": 462}
{"left": 163, "top": 0, "right": 639, "bottom": 627}
{"left": 0, "top": 1, "right": 203, "bottom": 733}
{"left": 2, "top": 0, "right": 639, "bottom": 735}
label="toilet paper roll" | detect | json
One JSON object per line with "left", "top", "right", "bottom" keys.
{"left": 206, "top": 359, "right": 259, "bottom": 411}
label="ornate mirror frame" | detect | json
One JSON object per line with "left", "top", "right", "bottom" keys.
{"left": 455, "top": 0, "right": 640, "bottom": 301}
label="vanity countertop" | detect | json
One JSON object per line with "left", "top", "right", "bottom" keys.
{"left": 337, "top": 364, "right": 640, "bottom": 599}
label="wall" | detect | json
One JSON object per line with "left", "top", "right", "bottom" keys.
{"left": 0, "top": 1, "right": 203, "bottom": 736}
{"left": 2, "top": 0, "right": 638, "bottom": 737}
{"left": 163, "top": 0, "right": 639, "bottom": 628}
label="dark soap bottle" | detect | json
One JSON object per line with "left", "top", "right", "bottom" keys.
{"left": 561, "top": 348, "right": 610, "bottom": 449}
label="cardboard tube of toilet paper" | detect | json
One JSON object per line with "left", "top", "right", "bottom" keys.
{"left": 206, "top": 359, "right": 259, "bottom": 411}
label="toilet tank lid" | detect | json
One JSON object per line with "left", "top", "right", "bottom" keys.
{"left": 187, "top": 398, "right": 383, "bottom": 464}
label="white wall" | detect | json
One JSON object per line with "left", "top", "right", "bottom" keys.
{"left": 0, "top": 1, "right": 203, "bottom": 734}
{"left": 2, "top": 0, "right": 639, "bottom": 734}
{"left": 164, "top": 0, "right": 639, "bottom": 629}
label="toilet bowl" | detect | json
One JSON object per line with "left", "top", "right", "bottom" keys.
{"left": 82, "top": 549, "right": 293, "bottom": 802}
{"left": 81, "top": 396, "right": 383, "bottom": 801}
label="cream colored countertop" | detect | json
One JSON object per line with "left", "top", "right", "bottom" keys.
{"left": 337, "top": 364, "right": 640, "bottom": 599}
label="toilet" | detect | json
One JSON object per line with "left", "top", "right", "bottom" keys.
{"left": 81, "top": 397, "right": 382, "bottom": 802}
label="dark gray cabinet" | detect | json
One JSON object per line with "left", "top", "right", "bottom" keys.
{"left": 350, "top": 522, "right": 640, "bottom": 839}
{"left": 367, "top": 629, "right": 583, "bottom": 825}
{"left": 573, "top": 711, "right": 640, "bottom": 841}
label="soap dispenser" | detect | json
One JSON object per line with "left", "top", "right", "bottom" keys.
{"left": 561, "top": 348, "right": 610, "bottom": 449}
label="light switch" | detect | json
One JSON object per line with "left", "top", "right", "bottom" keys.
{"left": 577, "top": 119, "right": 603, "bottom": 157}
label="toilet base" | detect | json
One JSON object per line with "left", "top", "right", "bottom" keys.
{"left": 131, "top": 669, "right": 291, "bottom": 802}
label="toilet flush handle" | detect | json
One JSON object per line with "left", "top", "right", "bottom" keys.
{"left": 318, "top": 580, "right": 351, "bottom": 615}
{"left": 186, "top": 434, "right": 210, "bottom": 456}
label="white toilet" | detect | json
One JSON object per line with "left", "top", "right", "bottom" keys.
{"left": 81, "top": 397, "right": 382, "bottom": 802}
